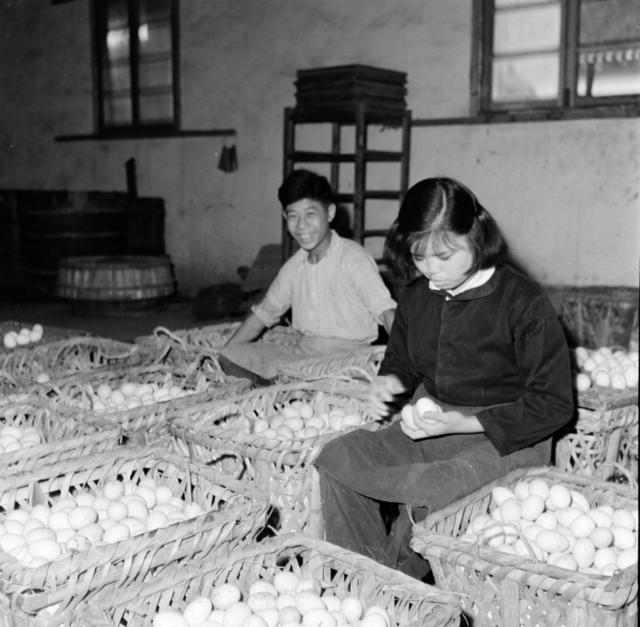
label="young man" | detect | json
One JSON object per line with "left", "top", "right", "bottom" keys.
{"left": 222, "top": 169, "right": 396, "bottom": 376}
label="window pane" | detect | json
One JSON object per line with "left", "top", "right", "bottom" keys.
{"left": 139, "top": 59, "right": 172, "bottom": 89}
{"left": 139, "top": 92, "right": 173, "bottom": 123}
{"left": 579, "top": 0, "right": 640, "bottom": 45}
{"left": 103, "top": 96, "right": 132, "bottom": 126}
{"left": 102, "top": 63, "right": 130, "bottom": 92}
{"left": 492, "top": 53, "right": 560, "bottom": 101}
{"left": 139, "top": 22, "right": 171, "bottom": 56}
{"left": 578, "top": 46, "right": 640, "bottom": 96}
{"left": 104, "top": 0, "right": 129, "bottom": 61}
{"left": 494, "top": 3, "right": 561, "bottom": 54}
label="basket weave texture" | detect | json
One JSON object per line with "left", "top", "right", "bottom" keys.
{"left": 0, "top": 332, "right": 141, "bottom": 393}
{"left": 0, "top": 445, "right": 269, "bottom": 625}
{"left": 546, "top": 286, "right": 639, "bottom": 350}
{"left": 28, "top": 362, "right": 251, "bottom": 437}
{"left": 0, "top": 400, "right": 122, "bottom": 474}
{"left": 135, "top": 322, "right": 300, "bottom": 367}
{"left": 72, "top": 533, "right": 461, "bottom": 627}
{"left": 554, "top": 388, "right": 638, "bottom": 480}
{"left": 169, "top": 378, "right": 380, "bottom": 535}
{"left": 411, "top": 466, "right": 638, "bottom": 627}
{"left": 276, "top": 344, "right": 386, "bottom": 381}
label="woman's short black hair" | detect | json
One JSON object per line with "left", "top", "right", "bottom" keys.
{"left": 278, "top": 169, "right": 335, "bottom": 208}
{"left": 383, "top": 177, "right": 508, "bottom": 279}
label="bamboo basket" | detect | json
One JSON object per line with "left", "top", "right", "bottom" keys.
{"left": 0, "top": 400, "right": 122, "bottom": 474}
{"left": 169, "top": 377, "right": 383, "bottom": 537}
{"left": 276, "top": 344, "right": 386, "bottom": 382}
{"left": 134, "top": 322, "right": 300, "bottom": 367}
{"left": 72, "top": 533, "right": 461, "bottom": 627}
{"left": 554, "top": 386, "right": 638, "bottom": 480}
{"left": 0, "top": 323, "right": 141, "bottom": 394}
{"left": 0, "top": 445, "right": 269, "bottom": 625}
{"left": 546, "top": 286, "right": 639, "bottom": 350}
{"left": 25, "top": 361, "right": 252, "bottom": 439}
{"left": 411, "top": 466, "right": 638, "bottom": 627}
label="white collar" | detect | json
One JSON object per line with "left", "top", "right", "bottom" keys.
{"left": 429, "top": 266, "right": 495, "bottom": 296}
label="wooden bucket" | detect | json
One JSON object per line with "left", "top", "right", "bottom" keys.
{"left": 56, "top": 255, "right": 176, "bottom": 315}
{"left": 18, "top": 191, "right": 128, "bottom": 293}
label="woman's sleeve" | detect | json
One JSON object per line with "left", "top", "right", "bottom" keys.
{"left": 378, "top": 296, "right": 421, "bottom": 407}
{"left": 476, "top": 299, "right": 575, "bottom": 456}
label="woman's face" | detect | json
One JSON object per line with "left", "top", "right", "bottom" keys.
{"left": 411, "top": 232, "right": 475, "bottom": 291}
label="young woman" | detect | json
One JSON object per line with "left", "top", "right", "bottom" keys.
{"left": 314, "top": 176, "right": 574, "bottom": 580}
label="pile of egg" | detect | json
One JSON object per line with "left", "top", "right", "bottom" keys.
{"left": 153, "top": 571, "right": 393, "bottom": 627}
{"left": 0, "top": 478, "right": 204, "bottom": 568}
{"left": 3, "top": 324, "right": 44, "bottom": 350}
{"left": 241, "top": 400, "right": 363, "bottom": 443}
{"left": 0, "top": 425, "right": 43, "bottom": 453}
{"left": 462, "top": 477, "right": 638, "bottom": 575}
{"left": 574, "top": 346, "right": 639, "bottom": 392}
{"left": 89, "top": 381, "right": 193, "bottom": 412}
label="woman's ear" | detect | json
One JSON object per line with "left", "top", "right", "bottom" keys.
{"left": 327, "top": 203, "right": 337, "bottom": 222}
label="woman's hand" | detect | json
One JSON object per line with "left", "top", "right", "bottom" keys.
{"left": 400, "top": 406, "right": 484, "bottom": 439}
{"left": 367, "top": 375, "right": 405, "bottom": 420}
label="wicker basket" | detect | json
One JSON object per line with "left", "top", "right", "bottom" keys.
{"left": 0, "top": 445, "right": 269, "bottom": 625}
{"left": 28, "top": 362, "right": 252, "bottom": 438}
{"left": 554, "top": 387, "right": 638, "bottom": 480}
{"left": 0, "top": 329, "right": 141, "bottom": 394}
{"left": 72, "top": 533, "right": 461, "bottom": 627}
{"left": 135, "top": 322, "right": 300, "bottom": 367}
{"left": 0, "top": 400, "right": 122, "bottom": 474}
{"left": 276, "top": 344, "right": 386, "bottom": 382}
{"left": 546, "top": 286, "right": 639, "bottom": 350}
{"left": 411, "top": 466, "right": 638, "bottom": 627}
{"left": 169, "top": 378, "right": 382, "bottom": 536}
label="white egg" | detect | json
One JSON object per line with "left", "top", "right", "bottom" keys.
{"left": 593, "top": 547, "right": 618, "bottom": 571}
{"left": 102, "top": 523, "right": 131, "bottom": 544}
{"left": 68, "top": 506, "right": 98, "bottom": 530}
{"left": 273, "top": 572, "right": 300, "bottom": 595}
{"left": 547, "top": 484, "right": 571, "bottom": 510}
{"left": 499, "top": 498, "right": 522, "bottom": 523}
{"left": 617, "top": 547, "right": 638, "bottom": 570}
{"left": 221, "top": 601, "right": 252, "bottom": 626}
{"left": 155, "top": 485, "right": 173, "bottom": 505}
{"left": 612, "top": 525, "right": 636, "bottom": 550}
{"left": 103, "top": 480, "right": 125, "bottom": 501}
{"left": 152, "top": 611, "right": 189, "bottom": 627}
{"left": 247, "top": 592, "right": 278, "bottom": 613}
{"left": 611, "top": 509, "right": 635, "bottom": 530}
{"left": 96, "top": 383, "right": 113, "bottom": 399}
{"left": 590, "top": 526, "right": 614, "bottom": 549}
{"left": 211, "top": 583, "right": 242, "bottom": 611}
{"left": 27, "top": 539, "right": 62, "bottom": 562}
{"left": 182, "top": 597, "right": 212, "bottom": 627}
{"left": 520, "top": 494, "right": 545, "bottom": 521}
{"left": 575, "top": 372, "right": 591, "bottom": 392}
{"left": 527, "top": 478, "right": 550, "bottom": 501}
{"left": 3, "top": 332, "right": 17, "bottom": 349}
{"left": 535, "top": 530, "right": 569, "bottom": 554}
{"left": 294, "top": 591, "right": 324, "bottom": 614}
{"left": 107, "top": 501, "right": 128, "bottom": 522}
{"left": 278, "top": 606, "right": 302, "bottom": 624}
{"left": 535, "top": 512, "right": 558, "bottom": 531}
{"left": 491, "top": 486, "right": 517, "bottom": 507}
{"left": 569, "top": 515, "right": 596, "bottom": 539}
{"left": 572, "top": 538, "right": 596, "bottom": 569}
{"left": 593, "top": 370, "right": 611, "bottom": 387}
{"left": 340, "top": 597, "right": 363, "bottom": 622}
{"left": 300, "top": 607, "right": 336, "bottom": 627}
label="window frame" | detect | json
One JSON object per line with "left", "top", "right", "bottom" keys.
{"left": 472, "top": 0, "right": 640, "bottom": 121}
{"left": 91, "top": 0, "right": 181, "bottom": 137}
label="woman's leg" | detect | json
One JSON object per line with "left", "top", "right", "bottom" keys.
{"left": 318, "top": 470, "right": 390, "bottom": 564}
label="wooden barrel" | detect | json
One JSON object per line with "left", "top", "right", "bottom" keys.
{"left": 56, "top": 255, "right": 176, "bottom": 316}
{"left": 18, "top": 191, "right": 128, "bottom": 294}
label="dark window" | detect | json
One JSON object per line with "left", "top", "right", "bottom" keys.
{"left": 474, "top": 0, "right": 640, "bottom": 118}
{"left": 94, "top": 0, "right": 179, "bottom": 133}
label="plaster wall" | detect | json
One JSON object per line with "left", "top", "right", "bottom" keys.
{"left": 0, "top": 0, "right": 638, "bottom": 295}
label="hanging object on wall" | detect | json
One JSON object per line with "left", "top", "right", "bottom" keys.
{"left": 218, "top": 143, "right": 238, "bottom": 173}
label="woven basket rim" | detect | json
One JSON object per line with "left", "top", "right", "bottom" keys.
{"left": 411, "top": 466, "right": 638, "bottom": 607}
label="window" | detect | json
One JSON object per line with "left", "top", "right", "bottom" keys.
{"left": 474, "top": 0, "right": 640, "bottom": 118}
{"left": 93, "top": 0, "right": 179, "bottom": 133}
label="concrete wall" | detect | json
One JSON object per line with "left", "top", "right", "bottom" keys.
{"left": 1, "top": 0, "right": 638, "bottom": 295}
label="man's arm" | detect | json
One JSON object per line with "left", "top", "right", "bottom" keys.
{"left": 225, "top": 311, "right": 267, "bottom": 346}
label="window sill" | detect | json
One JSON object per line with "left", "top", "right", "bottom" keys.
{"left": 55, "top": 129, "right": 236, "bottom": 142}
{"left": 412, "top": 105, "right": 640, "bottom": 127}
